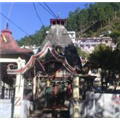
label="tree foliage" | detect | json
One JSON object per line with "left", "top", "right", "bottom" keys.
{"left": 76, "top": 47, "right": 89, "bottom": 58}
{"left": 66, "top": 2, "right": 120, "bottom": 38}
{"left": 17, "top": 26, "right": 50, "bottom": 46}
{"left": 89, "top": 44, "right": 120, "bottom": 72}
{"left": 89, "top": 44, "right": 112, "bottom": 68}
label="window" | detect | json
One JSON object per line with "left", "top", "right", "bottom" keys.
{"left": 105, "top": 40, "right": 108, "bottom": 43}
{"left": 53, "top": 21, "right": 55, "bottom": 25}
{"left": 61, "top": 20, "right": 64, "bottom": 25}
{"left": 57, "top": 20, "right": 60, "bottom": 25}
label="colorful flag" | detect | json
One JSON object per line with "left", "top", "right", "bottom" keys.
{"left": 1, "top": 33, "right": 7, "bottom": 42}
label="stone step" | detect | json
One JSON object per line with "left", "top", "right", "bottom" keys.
{"left": 29, "top": 109, "right": 52, "bottom": 118}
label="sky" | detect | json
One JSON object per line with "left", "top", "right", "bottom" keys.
{"left": 0, "top": 2, "right": 93, "bottom": 40}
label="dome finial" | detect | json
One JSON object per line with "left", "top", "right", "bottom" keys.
{"left": 58, "top": 12, "right": 60, "bottom": 19}
{"left": 6, "top": 22, "right": 9, "bottom": 30}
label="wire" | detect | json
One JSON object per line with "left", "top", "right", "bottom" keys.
{"left": 0, "top": 2, "right": 2, "bottom": 31}
{"left": 5, "top": 2, "right": 14, "bottom": 28}
{"left": 0, "top": 12, "right": 30, "bottom": 36}
{"left": 33, "top": 2, "right": 44, "bottom": 26}
{"left": 38, "top": 2, "right": 56, "bottom": 18}
{"left": 44, "top": 2, "right": 58, "bottom": 18}
{"left": 0, "top": 12, "right": 35, "bottom": 41}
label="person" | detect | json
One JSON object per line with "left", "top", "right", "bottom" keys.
{"left": 101, "top": 69, "right": 106, "bottom": 92}
{"left": 54, "top": 82, "right": 58, "bottom": 107}
{"left": 45, "top": 80, "right": 51, "bottom": 107}
{"left": 60, "top": 81, "right": 66, "bottom": 106}
{"left": 67, "top": 82, "right": 72, "bottom": 99}
{"left": 114, "top": 74, "right": 119, "bottom": 90}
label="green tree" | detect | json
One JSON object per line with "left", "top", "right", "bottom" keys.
{"left": 110, "top": 30, "right": 120, "bottom": 43}
{"left": 97, "top": 6, "right": 106, "bottom": 28}
{"left": 89, "top": 44, "right": 112, "bottom": 69}
{"left": 17, "top": 25, "right": 50, "bottom": 46}
{"left": 104, "top": 3, "right": 114, "bottom": 24}
{"left": 76, "top": 47, "right": 89, "bottom": 58}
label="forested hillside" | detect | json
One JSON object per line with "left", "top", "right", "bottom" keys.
{"left": 17, "top": 26, "right": 50, "bottom": 46}
{"left": 67, "top": 2, "right": 120, "bottom": 38}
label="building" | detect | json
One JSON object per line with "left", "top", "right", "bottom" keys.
{"left": 0, "top": 25, "right": 32, "bottom": 118}
{"left": 73, "top": 37, "right": 116, "bottom": 54}
{"left": 0, "top": 24, "right": 33, "bottom": 99}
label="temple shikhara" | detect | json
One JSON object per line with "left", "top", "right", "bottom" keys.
{"left": 0, "top": 19, "right": 95, "bottom": 118}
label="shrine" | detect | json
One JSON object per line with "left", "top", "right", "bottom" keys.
{"left": 0, "top": 24, "right": 33, "bottom": 117}
{"left": 6, "top": 18, "right": 84, "bottom": 118}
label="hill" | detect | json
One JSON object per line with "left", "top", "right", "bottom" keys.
{"left": 66, "top": 2, "right": 120, "bottom": 39}
{"left": 17, "top": 26, "right": 50, "bottom": 46}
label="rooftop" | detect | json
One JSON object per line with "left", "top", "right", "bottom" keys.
{"left": 41, "top": 23, "right": 82, "bottom": 72}
{"left": 0, "top": 24, "right": 32, "bottom": 55}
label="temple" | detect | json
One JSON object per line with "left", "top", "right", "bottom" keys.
{"left": 0, "top": 24, "right": 33, "bottom": 100}
{"left": 0, "top": 18, "right": 88, "bottom": 118}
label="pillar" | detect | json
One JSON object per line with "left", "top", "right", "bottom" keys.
{"left": 33, "top": 76, "right": 37, "bottom": 100}
{"left": 13, "top": 57, "right": 25, "bottom": 118}
{"left": 55, "top": 20, "right": 57, "bottom": 24}
{"left": 37, "top": 77, "right": 41, "bottom": 94}
{"left": 72, "top": 76, "right": 80, "bottom": 118}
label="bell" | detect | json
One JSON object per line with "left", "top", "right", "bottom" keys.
{"left": 28, "top": 82, "right": 31, "bottom": 86}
